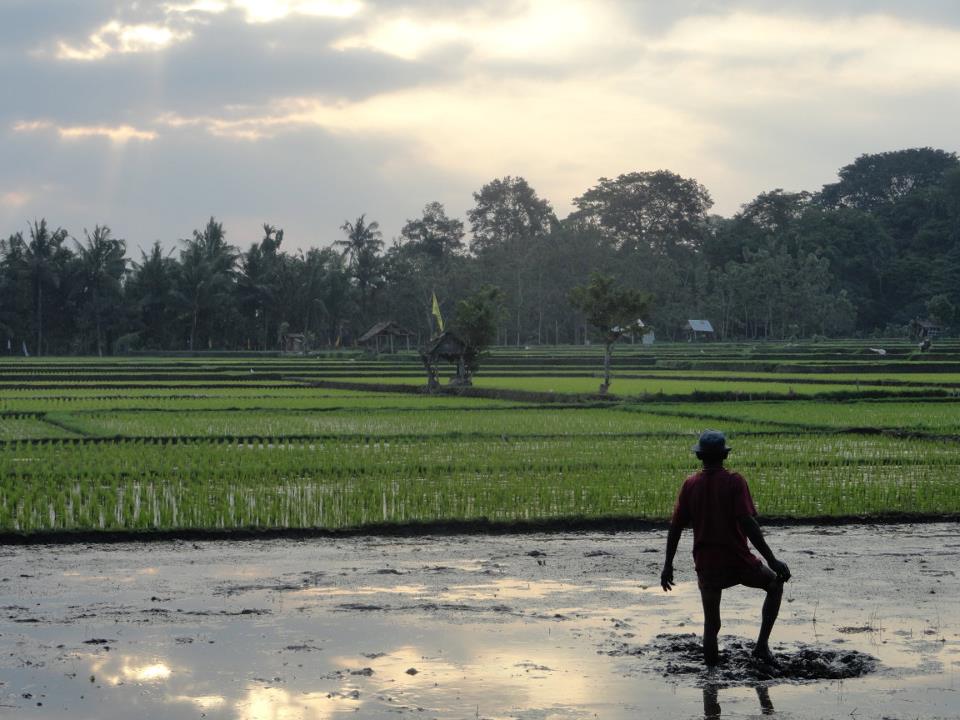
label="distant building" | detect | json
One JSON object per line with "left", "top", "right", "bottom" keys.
{"left": 358, "top": 321, "right": 414, "bottom": 353}
{"left": 281, "top": 333, "right": 306, "bottom": 354}
{"left": 419, "top": 330, "right": 471, "bottom": 389}
{"left": 912, "top": 319, "right": 942, "bottom": 340}
{"left": 611, "top": 319, "right": 646, "bottom": 343}
{"left": 684, "top": 319, "right": 714, "bottom": 341}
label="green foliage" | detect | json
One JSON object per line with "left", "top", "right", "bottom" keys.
{"left": 569, "top": 271, "right": 650, "bottom": 392}
{"left": 572, "top": 170, "right": 713, "bottom": 257}
{"left": 467, "top": 176, "right": 556, "bottom": 253}
{"left": 569, "top": 272, "right": 650, "bottom": 342}
{"left": 926, "top": 294, "right": 955, "bottom": 328}
{"left": 450, "top": 285, "right": 504, "bottom": 372}
{"left": 819, "top": 148, "right": 960, "bottom": 214}
{"left": 3, "top": 147, "right": 960, "bottom": 352}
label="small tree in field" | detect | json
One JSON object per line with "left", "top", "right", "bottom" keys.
{"left": 451, "top": 285, "right": 504, "bottom": 382}
{"left": 570, "top": 272, "right": 651, "bottom": 394}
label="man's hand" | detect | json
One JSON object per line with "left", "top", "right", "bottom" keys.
{"left": 660, "top": 565, "right": 675, "bottom": 592}
{"left": 769, "top": 558, "right": 791, "bottom": 582}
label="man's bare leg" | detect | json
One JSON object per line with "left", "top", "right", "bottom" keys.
{"left": 699, "top": 587, "right": 722, "bottom": 665}
{"left": 743, "top": 566, "right": 783, "bottom": 661}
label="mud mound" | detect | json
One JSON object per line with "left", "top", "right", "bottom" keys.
{"left": 609, "top": 633, "right": 878, "bottom": 686}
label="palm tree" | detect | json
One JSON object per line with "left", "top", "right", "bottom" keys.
{"left": 238, "top": 224, "right": 284, "bottom": 349}
{"left": 25, "top": 220, "right": 68, "bottom": 355}
{"left": 336, "top": 215, "right": 383, "bottom": 328}
{"left": 175, "top": 218, "right": 238, "bottom": 351}
{"left": 75, "top": 225, "right": 126, "bottom": 356}
{"left": 128, "top": 241, "right": 177, "bottom": 349}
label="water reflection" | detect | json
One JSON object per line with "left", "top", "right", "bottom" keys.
{"left": 297, "top": 578, "right": 580, "bottom": 601}
{"left": 702, "top": 685, "right": 775, "bottom": 718}
{"left": 331, "top": 641, "right": 594, "bottom": 708}
{"left": 89, "top": 654, "right": 172, "bottom": 685}
{"left": 234, "top": 686, "right": 360, "bottom": 719}
{"left": 171, "top": 694, "right": 226, "bottom": 711}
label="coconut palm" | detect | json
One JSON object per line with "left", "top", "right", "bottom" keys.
{"left": 335, "top": 214, "right": 383, "bottom": 328}
{"left": 24, "top": 219, "right": 69, "bottom": 355}
{"left": 174, "top": 217, "right": 238, "bottom": 350}
{"left": 75, "top": 225, "right": 126, "bottom": 356}
{"left": 128, "top": 241, "right": 178, "bottom": 350}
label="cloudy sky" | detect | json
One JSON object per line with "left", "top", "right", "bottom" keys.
{"left": 2, "top": 0, "right": 959, "bottom": 253}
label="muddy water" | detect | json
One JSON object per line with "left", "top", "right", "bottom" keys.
{"left": 1, "top": 523, "right": 958, "bottom": 719}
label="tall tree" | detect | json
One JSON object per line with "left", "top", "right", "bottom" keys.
{"left": 127, "top": 241, "right": 178, "bottom": 349}
{"left": 336, "top": 214, "right": 384, "bottom": 331}
{"left": 571, "top": 170, "right": 713, "bottom": 257}
{"left": 401, "top": 201, "right": 465, "bottom": 260}
{"left": 449, "top": 285, "right": 504, "bottom": 384}
{"left": 238, "top": 224, "right": 284, "bottom": 349}
{"left": 393, "top": 202, "right": 467, "bottom": 339}
{"left": 24, "top": 219, "right": 70, "bottom": 355}
{"left": 175, "top": 217, "right": 238, "bottom": 351}
{"left": 819, "top": 148, "right": 960, "bottom": 215}
{"left": 0, "top": 232, "right": 30, "bottom": 349}
{"left": 74, "top": 225, "right": 127, "bottom": 356}
{"left": 291, "top": 247, "right": 348, "bottom": 344}
{"left": 468, "top": 176, "right": 557, "bottom": 345}
{"left": 569, "top": 272, "right": 651, "bottom": 394}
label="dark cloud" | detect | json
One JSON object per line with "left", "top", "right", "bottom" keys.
{"left": 0, "top": 122, "right": 476, "bottom": 252}
{"left": 0, "top": 0, "right": 117, "bottom": 54}
{"left": 620, "top": 0, "right": 960, "bottom": 33}
{"left": 0, "top": 10, "right": 454, "bottom": 128}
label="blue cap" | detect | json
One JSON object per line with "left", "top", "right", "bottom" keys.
{"left": 692, "top": 429, "right": 731, "bottom": 454}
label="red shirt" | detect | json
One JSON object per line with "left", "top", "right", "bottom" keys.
{"left": 671, "top": 467, "right": 762, "bottom": 577}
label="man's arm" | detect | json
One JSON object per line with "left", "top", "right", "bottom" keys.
{"left": 739, "top": 515, "right": 790, "bottom": 581}
{"left": 661, "top": 523, "right": 683, "bottom": 591}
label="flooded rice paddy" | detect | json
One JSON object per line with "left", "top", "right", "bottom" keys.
{"left": 1, "top": 523, "right": 958, "bottom": 719}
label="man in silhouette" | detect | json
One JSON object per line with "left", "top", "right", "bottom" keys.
{"left": 661, "top": 430, "right": 791, "bottom": 666}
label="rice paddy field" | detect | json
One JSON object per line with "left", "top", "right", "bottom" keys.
{"left": 2, "top": 339, "right": 959, "bottom": 535}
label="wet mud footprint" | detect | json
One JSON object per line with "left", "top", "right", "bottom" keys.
{"left": 607, "top": 633, "right": 878, "bottom": 687}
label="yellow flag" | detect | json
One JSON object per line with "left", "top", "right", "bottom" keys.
{"left": 431, "top": 292, "right": 444, "bottom": 333}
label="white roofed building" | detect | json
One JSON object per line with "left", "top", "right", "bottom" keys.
{"left": 684, "top": 319, "right": 714, "bottom": 340}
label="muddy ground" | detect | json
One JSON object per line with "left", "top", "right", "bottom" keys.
{"left": 1, "top": 523, "right": 958, "bottom": 719}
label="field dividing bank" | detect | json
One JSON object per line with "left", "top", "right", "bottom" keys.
{"left": 1, "top": 343, "right": 959, "bottom": 537}
{"left": 26, "top": 407, "right": 762, "bottom": 440}
{"left": 336, "top": 374, "right": 955, "bottom": 398}
{"left": 635, "top": 398, "right": 960, "bottom": 434}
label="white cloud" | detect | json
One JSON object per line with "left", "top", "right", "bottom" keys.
{"left": 155, "top": 72, "right": 719, "bottom": 218}
{"left": 334, "top": 0, "right": 631, "bottom": 62}
{"left": 164, "top": 1, "right": 230, "bottom": 14}
{"left": 56, "top": 20, "right": 189, "bottom": 61}
{"left": 652, "top": 12, "right": 960, "bottom": 91}
{"left": 235, "top": 0, "right": 363, "bottom": 23}
{"left": 164, "top": 0, "right": 363, "bottom": 23}
{"left": 52, "top": 1, "right": 365, "bottom": 63}
{"left": 15, "top": 120, "right": 157, "bottom": 143}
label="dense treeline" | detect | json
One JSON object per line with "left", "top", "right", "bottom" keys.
{"left": 1, "top": 147, "right": 958, "bottom": 355}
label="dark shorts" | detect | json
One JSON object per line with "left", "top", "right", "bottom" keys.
{"left": 697, "top": 561, "right": 776, "bottom": 592}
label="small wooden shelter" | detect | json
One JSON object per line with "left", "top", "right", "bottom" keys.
{"left": 913, "top": 319, "right": 942, "bottom": 340}
{"left": 358, "top": 320, "right": 414, "bottom": 353}
{"left": 419, "top": 331, "right": 471, "bottom": 390}
{"left": 611, "top": 319, "right": 645, "bottom": 343}
{"left": 684, "top": 319, "right": 714, "bottom": 341}
{"left": 281, "top": 333, "right": 306, "bottom": 354}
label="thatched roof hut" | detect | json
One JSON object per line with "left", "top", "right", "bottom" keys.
{"left": 358, "top": 320, "right": 414, "bottom": 353}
